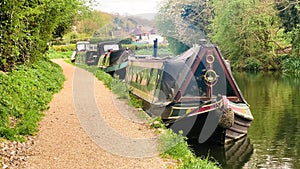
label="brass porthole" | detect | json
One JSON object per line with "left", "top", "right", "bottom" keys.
{"left": 206, "top": 54, "right": 215, "bottom": 64}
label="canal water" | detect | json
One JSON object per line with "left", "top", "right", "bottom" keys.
{"left": 190, "top": 72, "right": 300, "bottom": 169}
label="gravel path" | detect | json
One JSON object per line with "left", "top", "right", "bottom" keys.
{"left": 18, "top": 59, "right": 173, "bottom": 169}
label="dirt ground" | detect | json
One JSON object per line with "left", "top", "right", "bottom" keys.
{"left": 17, "top": 60, "right": 174, "bottom": 169}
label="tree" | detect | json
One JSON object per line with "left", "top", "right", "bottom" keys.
{"left": 276, "top": 0, "right": 300, "bottom": 57}
{"left": 155, "top": 0, "right": 214, "bottom": 49}
{"left": 210, "top": 0, "right": 282, "bottom": 70}
{"left": 0, "top": 0, "right": 84, "bottom": 71}
{"left": 75, "top": 10, "right": 112, "bottom": 35}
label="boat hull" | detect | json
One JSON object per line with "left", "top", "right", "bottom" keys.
{"left": 168, "top": 110, "right": 227, "bottom": 145}
{"left": 156, "top": 98, "right": 234, "bottom": 144}
{"left": 226, "top": 102, "right": 253, "bottom": 143}
{"left": 162, "top": 100, "right": 253, "bottom": 145}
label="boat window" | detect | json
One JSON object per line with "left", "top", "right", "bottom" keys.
{"left": 87, "top": 44, "right": 97, "bottom": 51}
{"left": 127, "top": 65, "right": 163, "bottom": 102}
{"left": 104, "top": 44, "right": 119, "bottom": 51}
{"left": 77, "top": 44, "right": 87, "bottom": 51}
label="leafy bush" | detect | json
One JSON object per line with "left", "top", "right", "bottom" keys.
{"left": 165, "top": 36, "right": 190, "bottom": 55}
{"left": 159, "top": 130, "right": 192, "bottom": 159}
{"left": 94, "top": 69, "right": 113, "bottom": 88}
{"left": 282, "top": 57, "right": 300, "bottom": 76}
{"left": 119, "top": 38, "right": 133, "bottom": 44}
{"left": 128, "top": 94, "right": 143, "bottom": 108}
{"left": 89, "top": 38, "right": 120, "bottom": 44}
{"left": 243, "top": 57, "right": 262, "bottom": 71}
{"left": 0, "top": 0, "right": 83, "bottom": 71}
{"left": 0, "top": 58, "right": 64, "bottom": 141}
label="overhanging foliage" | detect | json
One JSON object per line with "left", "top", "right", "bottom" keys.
{"left": 0, "top": 0, "right": 84, "bottom": 71}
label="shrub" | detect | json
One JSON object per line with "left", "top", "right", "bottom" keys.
{"left": 282, "top": 57, "right": 300, "bottom": 76}
{"left": 128, "top": 94, "right": 143, "bottom": 108}
{"left": 119, "top": 38, "right": 132, "bottom": 44}
{"left": 89, "top": 38, "right": 120, "bottom": 44}
{"left": 123, "top": 44, "right": 169, "bottom": 51}
{"left": 244, "top": 57, "right": 262, "bottom": 71}
{"left": 0, "top": 0, "right": 82, "bottom": 71}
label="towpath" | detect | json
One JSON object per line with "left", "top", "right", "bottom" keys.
{"left": 21, "top": 59, "right": 172, "bottom": 169}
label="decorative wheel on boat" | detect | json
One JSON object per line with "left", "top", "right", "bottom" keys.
{"left": 204, "top": 69, "right": 218, "bottom": 85}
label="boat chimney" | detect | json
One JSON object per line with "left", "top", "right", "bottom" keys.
{"left": 153, "top": 38, "right": 158, "bottom": 57}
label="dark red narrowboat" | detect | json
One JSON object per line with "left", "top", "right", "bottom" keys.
{"left": 126, "top": 44, "right": 254, "bottom": 144}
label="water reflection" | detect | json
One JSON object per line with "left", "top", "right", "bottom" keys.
{"left": 233, "top": 72, "right": 300, "bottom": 169}
{"left": 189, "top": 136, "right": 253, "bottom": 169}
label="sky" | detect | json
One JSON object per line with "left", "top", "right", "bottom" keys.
{"left": 93, "top": 0, "right": 163, "bottom": 15}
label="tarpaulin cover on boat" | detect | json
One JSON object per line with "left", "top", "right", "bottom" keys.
{"left": 160, "top": 47, "right": 200, "bottom": 101}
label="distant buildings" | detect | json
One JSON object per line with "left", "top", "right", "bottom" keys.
{"left": 130, "top": 25, "right": 164, "bottom": 44}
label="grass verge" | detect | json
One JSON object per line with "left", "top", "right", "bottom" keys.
{"left": 46, "top": 48, "right": 73, "bottom": 59}
{"left": 149, "top": 118, "right": 220, "bottom": 169}
{"left": 0, "top": 57, "right": 65, "bottom": 141}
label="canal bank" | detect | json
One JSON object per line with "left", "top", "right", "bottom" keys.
{"left": 20, "top": 59, "right": 172, "bottom": 168}
{"left": 76, "top": 60, "right": 220, "bottom": 169}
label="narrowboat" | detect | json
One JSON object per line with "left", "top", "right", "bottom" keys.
{"left": 73, "top": 41, "right": 97, "bottom": 65}
{"left": 97, "top": 41, "right": 134, "bottom": 78}
{"left": 73, "top": 41, "right": 134, "bottom": 78}
{"left": 126, "top": 44, "right": 253, "bottom": 144}
{"left": 72, "top": 41, "right": 91, "bottom": 63}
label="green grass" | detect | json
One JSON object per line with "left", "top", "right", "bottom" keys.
{"left": 159, "top": 130, "right": 220, "bottom": 169}
{"left": 0, "top": 57, "right": 65, "bottom": 141}
{"left": 64, "top": 59, "right": 75, "bottom": 65}
{"left": 46, "top": 49, "right": 73, "bottom": 59}
{"left": 111, "top": 77, "right": 130, "bottom": 99}
{"left": 152, "top": 118, "right": 220, "bottom": 169}
{"left": 149, "top": 117, "right": 166, "bottom": 129}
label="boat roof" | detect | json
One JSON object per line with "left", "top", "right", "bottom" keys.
{"left": 128, "top": 44, "right": 248, "bottom": 104}
{"left": 163, "top": 44, "right": 248, "bottom": 104}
